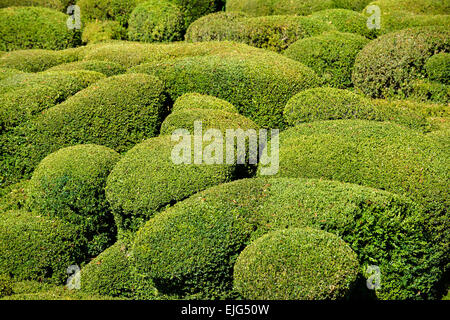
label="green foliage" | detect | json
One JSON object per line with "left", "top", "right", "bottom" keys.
{"left": 373, "top": 12, "right": 450, "bottom": 35}
{"left": 0, "top": 67, "right": 24, "bottom": 81}
{"left": 0, "top": 73, "right": 167, "bottom": 186}
{"left": 0, "top": 0, "right": 66, "bottom": 11}
{"left": 225, "top": 0, "right": 335, "bottom": 16}
{"left": 129, "top": 52, "right": 320, "bottom": 128}
{"left": 47, "top": 60, "right": 126, "bottom": 77}
{"left": 332, "top": 0, "right": 371, "bottom": 11}
{"left": 425, "top": 53, "right": 450, "bottom": 85}
{"left": 173, "top": 93, "right": 238, "bottom": 113}
{"left": 81, "top": 20, "right": 127, "bottom": 44}
{"left": 283, "top": 87, "right": 431, "bottom": 131}
{"left": 310, "top": 9, "right": 376, "bottom": 39}
{"left": 0, "top": 210, "right": 86, "bottom": 284}
{"left": 0, "top": 274, "right": 13, "bottom": 298}
{"left": 170, "top": 0, "right": 222, "bottom": 26}
{"left": 77, "top": 0, "right": 145, "bottom": 26}
{"left": 0, "top": 6, "right": 81, "bottom": 51}
{"left": 284, "top": 31, "right": 370, "bottom": 88}
{"left": 0, "top": 49, "right": 80, "bottom": 72}
{"left": 408, "top": 80, "right": 450, "bottom": 104}
{"left": 352, "top": 26, "right": 450, "bottom": 98}
{"left": 234, "top": 228, "right": 359, "bottom": 300}
{"left": 366, "top": 0, "right": 450, "bottom": 15}
{"left": 80, "top": 241, "right": 134, "bottom": 298}
{"left": 0, "top": 180, "right": 28, "bottom": 212}
{"left": 27, "top": 144, "right": 120, "bottom": 256}
{"left": 128, "top": 0, "right": 185, "bottom": 43}
{"left": 186, "top": 12, "right": 334, "bottom": 52}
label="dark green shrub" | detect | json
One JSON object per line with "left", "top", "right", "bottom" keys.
{"left": 173, "top": 93, "right": 238, "bottom": 113}
{"left": 0, "top": 274, "right": 13, "bottom": 298}
{"left": 0, "top": 210, "right": 86, "bottom": 284}
{"left": 226, "top": 0, "right": 335, "bottom": 16}
{"left": 284, "top": 31, "right": 370, "bottom": 88}
{"left": 0, "top": 6, "right": 81, "bottom": 51}
{"left": 409, "top": 80, "right": 450, "bottom": 104}
{"left": 47, "top": 60, "right": 126, "bottom": 76}
{"left": 0, "top": 49, "right": 79, "bottom": 72}
{"left": 186, "top": 12, "right": 334, "bottom": 52}
{"left": 352, "top": 26, "right": 450, "bottom": 98}
{"left": 77, "top": 0, "right": 145, "bottom": 26}
{"left": 0, "top": 73, "right": 166, "bottom": 186}
{"left": 283, "top": 87, "right": 430, "bottom": 131}
{"left": 131, "top": 177, "right": 438, "bottom": 299}
{"left": 310, "top": 9, "right": 376, "bottom": 39}
{"left": 0, "top": 71, "right": 105, "bottom": 132}
{"left": 80, "top": 241, "right": 134, "bottom": 298}
{"left": 425, "top": 53, "right": 450, "bottom": 85}
{"left": 0, "top": 0, "right": 66, "bottom": 11}
{"left": 170, "top": 0, "right": 222, "bottom": 26}
{"left": 127, "top": 0, "right": 185, "bottom": 43}
{"left": 129, "top": 52, "right": 320, "bottom": 128}
{"left": 365, "top": 0, "right": 450, "bottom": 15}
{"left": 234, "top": 228, "right": 359, "bottom": 300}
{"left": 0, "top": 67, "right": 24, "bottom": 80}
{"left": 27, "top": 144, "right": 120, "bottom": 256}
{"left": 81, "top": 20, "right": 127, "bottom": 44}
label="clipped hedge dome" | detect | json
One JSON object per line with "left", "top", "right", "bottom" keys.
{"left": 27, "top": 144, "right": 121, "bottom": 256}
{"left": 0, "top": 49, "right": 79, "bottom": 72}
{"left": 173, "top": 93, "right": 238, "bottom": 114}
{"left": 47, "top": 60, "right": 126, "bottom": 77}
{"left": 106, "top": 134, "right": 239, "bottom": 234}
{"left": 284, "top": 31, "right": 370, "bottom": 88}
{"left": 283, "top": 87, "right": 430, "bottom": 131}
{"left": 226, "top": 0, "right": 335, "bottom": 16}
{"left": 185, "top": 13, "right": 334, "bottom": 52}
{"left": 81, "top": 20, "right": 127, "bottom": 44}
{"left": 0, "top": 210, "right": 86, "bottom": 284}
{"left": 425, "top": 53, "right": 450, "bottom": 85}
{"left": 234, "top": 228, "right": 359, "bottom": 300}
{"left": 80, "top": 241, "right": 133, "bottom": 298}
{"left": 352, "top": 26, "right": 450, "bottom": 98}
{"left": 0, "top": 6, "right": 81, "bottom": 51}
{"left": 310, "top": 9, "right": 376, "bottom": 39}
{"left": 128, "top": 0, "right": 185, "bottom": 43}
{"left": 129, "top": 52, "right": 320, "bottom": 128}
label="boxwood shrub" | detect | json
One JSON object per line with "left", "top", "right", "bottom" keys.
{"left": 284, "top": 31, "right": 370, "bottom": 88}
{"left": 0, "top": 0, "right": 66, "bottom": 11}
{"left": 81, "top": 20, "right": 127, "bottom": 44}
{"left": 352, "top": 26, "right": 450, "bottom": 98}
{"left": 425, "top": 53, "right": 450, "bottom": 85}
{"left": 225, "top": 0, "right": 335, "bottom": 16}
{"left": 173, "top": 93, "right": 238, "bottom": 114}
{"left": 408, "top": 80, "right": 449, "bottom": 104}
{"left": 185, "top": 12, "right": 334, "bottom": 52}
{"left": 127, "top": 0, "right": 185, "bottom": 43}
{"left": 129, "top": 52, "right": 320, "bottom": 128}
{"left": 0, "top": 179, "right": 28, "bottom": 212}
{"left": 27, "top": 144, "right": 121, "bottom": 256}
{"left": 0, "top": 6, "right": 81, "bottom": 51}
{"left": 47, "top": 60, "right": 126, "bottom": 77}
{"left": 80, "top": 240, "right": 134, "bottom": 298}
{"left": 0, "top": 67, "right": 24, "bottom": 80}
{"left": 77, "top": 0, "right": 145, "bottom": 27}
{"left": 0, "top": 274, "right": 13, "bottom": 298}
{"left": 283, "top": 87, "right": 430, "bottom": 131}
{"left": 0, "top": 210, "right": 86, "bottom": 284}
{"left": 365, "top": 0, "right": 450, "bottom": 15}
{"left": 234, "top": 228, "right": 359, "bottom": 300}
{"left": 0, "top": 49, "right": 80, "bottom": 72}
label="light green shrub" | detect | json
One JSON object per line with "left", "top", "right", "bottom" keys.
{"left": 173, "top": 93, "right": 238, "bottom": 113}
{"left": 0, "top": 49, "right": 79, "bottom": 72}
{"left": 82, "top": 20, "right": 127, "bottom": 44}
{"left": 47, "top": 60, "right": 126, "bottom": 76}
{"left": 425, "top": 53, "right": 450, "bottom": 85}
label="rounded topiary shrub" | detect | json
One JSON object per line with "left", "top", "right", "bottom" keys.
{"left": 171, "top": 0, "right": 222, "bottom": 26}
{"left": 0, "top": 49, "right": 79, "bottom": 72}
{"left": 77, "top": 0, "right": 144, "bottom": 26}
{"left": 27, "top": 144, "right": 121, "bottom": 256}
{"left": 226, "top": 0, "right": 335, "bottom": 16}
{"left": 185, "top": 13, "right": 334, "bottom": 52}
{"left": 129, "top": 52, "right": 320, "bottom": 128}
{"left": 173, "top": 93, "right": 238, "bottom": 114}
{"left": 80, "top": 241, "right": 133, "bottom": 298}
{"left": 283, "top": 87, "right": 430, "bottom": 131}
{"left": 47, "top": 60, "right": 126, "bottom": 77}
{"left": 284, "top": 31, "right": 370, "bottom": 88}
{"left": 128, "top": 0, "right": 185, "bottom": 43}
{"left": 425, "top": 52, "right": 450, "bottom": 85}
{"left": 234, "top": 228, "right": 359, "bottom": 300}
{"left": 352, "top": 26, "right": 450, "bottom": 98}
{"left": 81, "top": 20, "right": 127, "bottom": 44}
{"left": 310, "top": 9, "right": 376, "bottom": 39}
{"left": 0, "top": 6, "right": 81, "bottom": 51}
{"left": 0, "top": 210, "right": 86, "bottom": 284}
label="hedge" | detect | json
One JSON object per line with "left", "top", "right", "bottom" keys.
{"left": 284, "top": 31, "right": 370, "bottom": 88}
{"left": 173, "top": 93, "right": 238, "bottom": 114}
{"left": 0, "top": 274, "right": 13, "bottom": 298}
{"left": 0, "top": 179, "right": 28, "bottom": 212}
{"left": 105, "top": 135, "right": 239, "bottom": 234}
{"left": 185, "top": 12, "right": 334, "bottom": 52}
{"left": 47, "top": 60, "right": 126, "bottom": 77}
{"left": 234, "top": 228, "right": 359, "bottom": 300}
{"left": 225, "top": 0, "right": 335, "bottom": 16}
{"left": 0, "top": 70, "right": 105, "bottom": 132}
{"left": 0, "top": 49, "right": 80, "bottom": 72}
{"left": 0, "top": 210, "right": 86, "bottom": 284}
{"left": 131, "top": 177, "right": 440, "bottom": 299}
{"left": 0, "top": 73, "right": 165, "bottom": 187}
{"left": 81, "top": 20, "right": 127, "bottom": 44}
{"left": 425, "top": 53, "right": 450, "bottom": 85}
{"left": 0, "top": 0, "right": 67, "bottom": 11}
{"left": 365, "top": 0, "right": 450, "bottom": 15}
{"left": 77, "top": 0, "right": 145, "bottom": 27}
{"left": 352, "top": 26, "right": 450, "bottom": 99}
{"left": 0, "top": 67, "right": 24, "bottom": 80}
{"left": 283, "top": 87, "right": 430, "bottom": 132}
{"left": 80, "top": 241, "right": 134, "bottom": 298}
{"left": 170, "top": 0, "right": 223, "bottom": 26}
{"left": 310, "top": 9, "right": 376, "bottom": 39}
{"left": 408, "top": 80, "right": 450, "bottom": 104}
{"left": 129, "top": 52, "right": 320, "bottom": 128}
{"left": 0, "top": 6, "right": 81, "bottom": 51}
